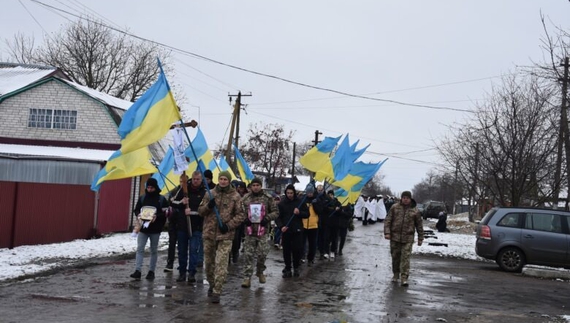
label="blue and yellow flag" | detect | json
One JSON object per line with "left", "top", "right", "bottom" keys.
{"left": 234, "top": 144, "right": 254, "bottom": 185}
{"left": 91, "top": 147, "right": 156, "bottom": 191}
{"left": 314, "top": 135, "right": 353, "bottom": 183}
{"left": 338, "top": 158, "right": 387, "bottom": 204}
{"left": 216, "top": 156, "right": 237, "bottom": 181}
{"left": 350, "top": 142, "right": 370, "bottom": 162}
{"left": 151, "top": 146, "right": 176, "bottom": 192}
{"left": 299, "top": 136, "right": 341, "bottom": 172}
{"left": 332, "top": 160, "right": 384, "bottom": 192}
{"left": 91, "top": 60, "right": 182, "bottom": 191}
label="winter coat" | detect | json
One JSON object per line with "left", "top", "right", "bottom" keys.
{"left": 170, "top": 183, "right": 206, "bottom": 232}
{"left": 300, "top": 193, "right": 320, "bottom": 229}
{"left": 276, "top": 192, "right": 309, "bottom": 233}
{"left": 241, "top": 190, "right": 279, "bottom": 235}
{"left": 330, "top": 205, "right": 352, "bottom": 229}
{"left": 198, "top": 184, "right": 245, "bottom": 241}
{"left": 326, "top": 197, "right": 346, "bottom": 228}
{"left": 134, "top": 191, "right": 168, "bottom": 234}
{"left": 384, "top": 200, "right": 424, "bottom": 243}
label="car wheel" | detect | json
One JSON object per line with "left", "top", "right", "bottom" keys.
{"left": 497, "top": 247, "right": 525, "bottom": 272}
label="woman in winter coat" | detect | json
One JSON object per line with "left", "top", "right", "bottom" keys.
{"left": 130, "top": 178, "right": 169, "bottom": 281}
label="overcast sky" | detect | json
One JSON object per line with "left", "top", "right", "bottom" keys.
{"left": 1, "top": 0, "right": 569, "bottom": 194}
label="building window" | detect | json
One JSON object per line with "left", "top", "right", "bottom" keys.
{"left": 28, "top": 108, "right": 77, "bottom": 130}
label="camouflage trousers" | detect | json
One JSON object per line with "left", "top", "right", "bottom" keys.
{"left": 204, "top": 239, "right": 232, "bottom": 294}
{"left": 242, "top": 234, "right": 271, "bottom": 278}
{"left": 390, "top": 240, "right": 414, "bottom": 279}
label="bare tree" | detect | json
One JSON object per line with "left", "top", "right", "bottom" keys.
{"left": 4, "top": 32, "right": 35, "bottom": 64}
{"left": 362, "top": 172, "right": 392, "bottom": 198}
{"left": 5, "top": 18, "right": 172, "bottom": 102}
{"left": 241, "top": 122, "right": 295, "bottom": 188}
{"left": 438, "top": 75, "right": 558, "bottom": 210}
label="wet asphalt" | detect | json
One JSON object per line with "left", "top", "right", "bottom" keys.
{"left": 1, "top": 221, "right": 569, "bottom": 323}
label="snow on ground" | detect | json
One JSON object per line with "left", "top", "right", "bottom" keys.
{"left": 0, "top": 214, "right": 479, "bottom": 283}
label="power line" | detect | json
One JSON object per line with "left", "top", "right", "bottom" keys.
{"left": 29, "top": 0, "right": 473, "bottom": 113}
{"left": 248, "top": 110, "right": 429, "bottom": 150}
{"left": 248, "top": 98, "right": 485, "bottom": 111}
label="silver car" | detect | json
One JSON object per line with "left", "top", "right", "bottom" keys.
{"left": 475, "top": 207, "right": 570, "bottom": 272}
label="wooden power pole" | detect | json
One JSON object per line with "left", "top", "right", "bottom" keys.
{"left": 225, "top": 91, "right": 252, "bottom": 171}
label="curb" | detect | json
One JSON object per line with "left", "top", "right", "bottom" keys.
{"left": 522, "top": 265, "right": 570, "bottom": 280}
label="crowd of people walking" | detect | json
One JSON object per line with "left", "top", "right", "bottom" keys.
{"left": 130, "top": 174, "right": 424, "bottom": 303}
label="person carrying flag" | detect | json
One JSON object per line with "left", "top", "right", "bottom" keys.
{"left": 198, "top": 171, "right": 245, "bottom": 303}
{"left": 276, "top": 184, "right": 309, "bottom": 278}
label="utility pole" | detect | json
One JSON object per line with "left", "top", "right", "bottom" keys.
{"left": 560, "top": 57, "right": 570, "bottom": 210}
{"left": 453, "top": 160, "right": 459, "bottom": 215}
{"left": 291, "top": 142, "right": 296, "bottom": 180}
{"left": 313, "top": 130, "right": 322, "bottom": 147}
{"left": 225, "top": 91, "right": 252, "bottom": 171}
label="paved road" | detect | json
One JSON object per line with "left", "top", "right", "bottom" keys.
{"left": 1, "top": 221, "right": 569, "bottom": 323}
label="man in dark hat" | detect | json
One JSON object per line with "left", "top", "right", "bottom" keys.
{"left": 383, "top": 191, "right": 424, "bottom": 287}
{"left": 203, "top": 169, "right": 216, "bottom": 189}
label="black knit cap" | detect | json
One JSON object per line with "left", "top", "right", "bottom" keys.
{"left": 251, "top": 177, "right": 262, "bottom": 186}
{"left": 401, "top": 191, "right": 412, "bottom": 199}
{"left": 204, "top": 169, "right": 213, "bottom": 180}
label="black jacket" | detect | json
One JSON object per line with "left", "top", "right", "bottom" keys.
{"left": 170, "top": 183, "right": 206, "bottom": 232}
{"left": 134, "top": 192, "right": 168, "bottom": 234}
{"left": 276, "top": 193, "right": 309, "bottom": 233}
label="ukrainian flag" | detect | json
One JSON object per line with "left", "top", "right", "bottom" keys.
{"left": 216, "top": 156, "right": 237, "bottom": 181}
{"left": 117, "top": 62, "right": 182, "bottom": 155}
{"left": 151, "top": 147, "right": 177, "bottom": 193}
{"left": 314, "top": 135, "right": 353, "bottom": 183}
{"left": 91, "top": 147, "right": 157, "bottom": 191}
{"left": 91, "top": 60, "right": 182, "bottom": 191}
{"left": 234, "top": 144, "right": 254, "bottom": 185}
{"left": 299, "top": 135, "right": 341, "bottom": 173}
{"left": 341, "top": 158, "right": 387, "bottom": 204}
{"left": 331, "top": 160, "right": 384, "bottom": 192}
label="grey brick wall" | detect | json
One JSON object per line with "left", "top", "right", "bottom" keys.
{"left": 0, "top": 80, "right": 121, "bottom": 144}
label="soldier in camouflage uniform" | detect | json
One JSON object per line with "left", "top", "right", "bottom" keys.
{"left": 198, "top": 171, "right": 245, "bottom": 303}
{"left": 239, "top": 178, "right": 278, "bottom": 288}
{"left": 383, "top": 191, "right": 424, "bottom": 287}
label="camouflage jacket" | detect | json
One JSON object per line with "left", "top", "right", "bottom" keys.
{"left": 384, "top": 202, "right": 424, "bottom": 243}
{"left": 241, "top": 191, "right": 278, "bottom": 235}
{"left": 198, "top": 185, "right": 245, "bottom": 241}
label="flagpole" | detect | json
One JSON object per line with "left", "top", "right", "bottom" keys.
{"left": 179, "top": 123, "right": 223, "bottom": 227}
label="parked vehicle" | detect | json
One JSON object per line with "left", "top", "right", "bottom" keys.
{"left": 422, "top": 201, "right": 447, "bottom": 219}
{"left": 475, "top": 207, "right": 570, "bottom": 272}
{"left": 416, "top": 203, "right": 425, "bottom": 214}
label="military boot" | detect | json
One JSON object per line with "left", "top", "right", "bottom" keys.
{"left": 257, "top": 272, "right": 266, "bottom": 284}
{"left": 241, "top": 277, "right": 251, "bottom": 288}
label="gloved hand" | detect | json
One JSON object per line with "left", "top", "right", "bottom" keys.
{"left": 260, "top": 217, "right": 269, "bottom": 226}
{"left": 244, "top": 218, "right": 252, "bottom": 226}
{"left": 208, "top": 198, "right": 216, "bottom": 209}
{"left": 219, "top": 222, "right": 229, "bottom": 233}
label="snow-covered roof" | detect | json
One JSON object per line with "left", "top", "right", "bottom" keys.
{"left": 64, "top": 80, "right": 132, "bottom": 111}
{"left": 0, "top": 64, "right": 57, "bottom": 96}
{"left": 0, "top": 143, "right": 115, "bottom": 162}
{"left": 0, "top": 63, "right": 132, "bottom": 111}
